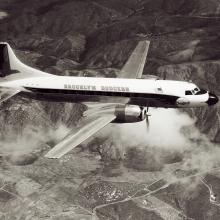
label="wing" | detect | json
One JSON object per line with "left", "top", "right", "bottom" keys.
{"left": 0, "top": 87, "right": 20, "bottom": 103}
{"left": 119, "top": 40, "right": 150, "bottom": 79}
{"left": 45, "top": 113, "right": 116, "bottom": 159}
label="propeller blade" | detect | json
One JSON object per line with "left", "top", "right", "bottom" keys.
{"left": 146, "top": 115, "right": 150, "bottom": 132}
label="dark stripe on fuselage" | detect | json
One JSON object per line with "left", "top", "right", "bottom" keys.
{"left": 23, "top": 87, "right": 179, "bottom": 107}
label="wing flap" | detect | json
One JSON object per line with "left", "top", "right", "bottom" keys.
{"left": 45, "top": 114, "right": 116, "bottom": 159}
{"left": 0, "top": 87, "right": 20, "bottom": 103}
{"left": 119, "top": 40, "right": 150, "bottom": 79}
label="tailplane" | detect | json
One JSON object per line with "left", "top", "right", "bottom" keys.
{"left": 0, "top": 42, "right": 49, "bottom": 79}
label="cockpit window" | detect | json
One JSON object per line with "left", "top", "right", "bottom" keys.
{"left": 185, "top": 90, "right": 193, "bottom": 95}
{"left": 185, "top": 87, "right": 207, "bottom": 95}
{"left": 195, "top": 89, "right": 207, "bottom": 95}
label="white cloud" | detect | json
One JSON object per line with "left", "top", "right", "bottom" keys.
{"left": 109, "top": 108, "right": 194, "bottom": 151}
{"left": 102, "top": 108, "right": 220, "bottom": 176}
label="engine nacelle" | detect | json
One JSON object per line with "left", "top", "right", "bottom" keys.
{"left": 176, "top": 97, "right": 190, "bottom": 107}
{"left": 113, "top": 104, "right": 146, "bottom": 123}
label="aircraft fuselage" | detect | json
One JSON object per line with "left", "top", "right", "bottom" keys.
{"left": 1, "top": 75, "right": 218, "bottom": 108}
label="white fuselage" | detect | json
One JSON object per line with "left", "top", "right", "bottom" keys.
{"left": 0, "top": 74, "right": 211, "bottom": 108}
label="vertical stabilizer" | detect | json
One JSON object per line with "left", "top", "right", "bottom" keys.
{"left": 0, "top": 42, "right": 49, "bottom": 79}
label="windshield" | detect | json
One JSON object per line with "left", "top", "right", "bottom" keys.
{"left": 195, "top": 89, "right": 207, "bottom": 95}
{"left": 185, "top": 87, "right": 207, "bottom": 95}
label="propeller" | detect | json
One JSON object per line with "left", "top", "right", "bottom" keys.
{"left": 141, "top": 107, "right": 151, "bottom": 132}
{"left": 146, "top": 113, "right": 150, "bottom": 131}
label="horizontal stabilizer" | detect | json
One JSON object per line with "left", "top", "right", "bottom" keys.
{"left": 45, "top": 114, "right": 116, "bottom": 159}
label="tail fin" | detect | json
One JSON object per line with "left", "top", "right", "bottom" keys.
{"left": 0, "top": 42, "right": 48, "bottom": 79}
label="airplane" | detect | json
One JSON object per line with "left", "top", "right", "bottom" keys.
{"left": 0, "top": 41, "right": 218, "bottom": 159}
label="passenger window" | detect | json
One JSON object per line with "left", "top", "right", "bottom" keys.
{"left": 185, "top": 90, "right": 192, "bottom": 95}
{"left": 157, "top": 87, "right": 163, "bottom": 93}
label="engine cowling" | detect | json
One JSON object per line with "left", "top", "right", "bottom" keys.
{"left": 113, "top": 104, "right": 146, "bottom": 123}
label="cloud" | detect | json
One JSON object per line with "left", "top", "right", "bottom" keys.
{"left": 114, "top": 108, "right": 194, "bottom": 151}
{"left": 0, "top": 123, "right": 70, "bottom": 158}
{"left": 100, "top": 108, "right": 220, "bottom": 180}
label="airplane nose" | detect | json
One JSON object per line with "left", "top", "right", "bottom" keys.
{"left": 206, "top": 92, "right": 219, "bottom": 105}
